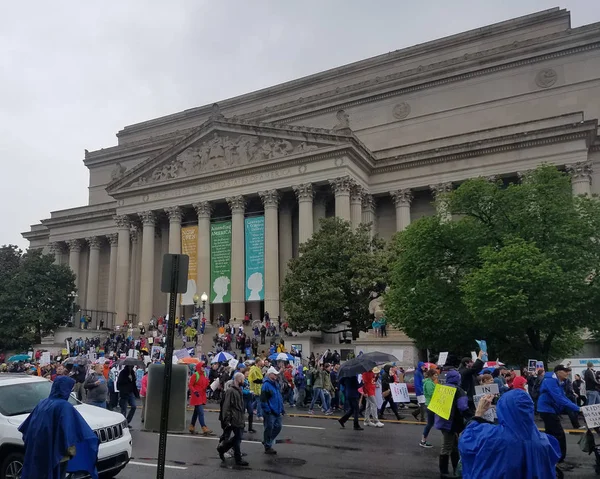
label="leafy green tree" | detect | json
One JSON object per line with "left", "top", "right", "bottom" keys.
{"left": 386, "top": 166, "right": 600, "bottom": 365}
{"left": 0, "top": 246, "right": 75, "bottom": 351}
{"left": 281, "top": 218, "right": 387, "bottom": 339}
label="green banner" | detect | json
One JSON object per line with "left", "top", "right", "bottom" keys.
{"left": 245, "top": 216, "right": 265, "bottom": 301}
{"left": 210, "top": 221, "right": 232, "bottom": 304}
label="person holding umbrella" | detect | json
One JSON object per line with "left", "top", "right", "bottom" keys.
{"left": 338, "top": 373, "right": 362, "bottom": 430}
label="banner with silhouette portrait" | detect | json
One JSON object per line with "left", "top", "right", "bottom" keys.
{"left": 210, "top": 221, "right": 232, "bottom": 303}
{"left": 245, "top": 216, "right": 265, "bottom": 301}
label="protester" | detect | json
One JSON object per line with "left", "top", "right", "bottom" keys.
{"left": 294, "top": 366, "right": 307, "bottom": 408}
{"left": 117, "top": 365, "right": 139, "bottom": 425}
{"left": 573, "top": 373, "right": 586, "bottom": 407}
{"left": 412, "top": 361, "right": 427, "bottom": 422}
{"left": 189, "top": 362, "right": 212, "bottom": 435}
{"left": 538, "top": 364, "right": 581, "bottom": 471}
{"left": 261, "top": 366, "right": 285, "bottom": 454}
{"left": 434, "top": 369, "right": 472, "bottom": 478}
{"left": 584, "top": 361, "right": 600, "bottom": 405}
{"left": 249, "top": 359, "right": 264, "bottom": 419}
{"left": 511, "top": 375, "right": 527, "bottom": 391}
{"left": 140, "top": 370, "right": 148, "bottom": 423}
{"left": 458, "top": 350, "right": 484, "bottom": 410}
{"left": 107, "top": 362, "right": 120, "bottom": 411}
{"left": 419, "top": 368, "right": 438, "bottom": 448}
{"left": 18, "top": 376, "right": 99, "bottom": 479}
{"left": 338, "top": 374, "right": 362, "bottom": 430}
{"left": 379, "top": 365, "right": 404, "bottom": 420}
{"left": 362, "top": 367, "right": 383, "bottom": 427}
{"left": 217, "top": 372, "right": 248, "bottom": 466}
{"left": 459, "top": 389, "right": 561, "bottom": 478}
{"left": 84, "top": 363, "right": 108, "bottom": 408}
{"left": 241, "top": 367, "right": 256, "bottom": 433}
{"left": 308, "top": 364, "right": 327, "bottom": 414}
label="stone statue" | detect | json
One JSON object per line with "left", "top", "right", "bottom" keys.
{"left": 209, "top": 103, "right": 225, "bottom": 121}
{"left": 332, "top": 109, "right": 350, "bottom": 131}
{"left": 110, "top": 162, "right": 126, "bottom": 181}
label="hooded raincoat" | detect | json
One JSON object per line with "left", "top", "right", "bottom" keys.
{"left": 459, "top": 389, "right": 561, "bottom": 479}
{"left": 189, "top": 362, "right": 209, "bottom": 406}
{"left": 18, "top": 376, "right": 99, "bottom": 479}
{"left": 414, "top": 361, "right": 425, "bottom": 396}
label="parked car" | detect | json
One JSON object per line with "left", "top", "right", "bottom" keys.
{"left": 0, "top": 374, "right": 132, "bottom": 479}
{"left": 402, "top": 369, "right": 448, "bottom": 403}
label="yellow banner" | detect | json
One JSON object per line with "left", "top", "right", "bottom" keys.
{"left": 180, "top": 225, "right": 198, "bottom": 305}
{"left": 427, "top": 384, "right": 457, "bottom": 420}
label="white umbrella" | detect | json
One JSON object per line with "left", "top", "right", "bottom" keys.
{"left": 211, "top": 352, "right": 234, "bottom": 363}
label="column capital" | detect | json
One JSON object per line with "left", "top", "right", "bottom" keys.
{"left": 259, "top": 190, "right": 280, "bottom": 209}
{"left": 429, "top": 182, "right": 453, "bottom": 198}
{"left": 226, "top": 195, "right": 246, "bottom": 214}
{"left": 107, "top": 233, "right": 119, "bottom": 246}
{"left": 516, "top": 170, "right": 533, "bottom": 183}
{"left": 350, "top": 185, "right": 364, "bottom": 204}
{"left": 139, "top": 211, "right": 156, "bottom": 226}
{"left": 193, "top": 201, "right": 213, "bottom": 219}
{"left": 566, "top": 161, "right": 593, "bottom": 180}
{"left": 49, "top": 241, "right": 65, "bottom": 254}
{"left": 86, "top": 236, "right": 102, "bottom": 250}
{"left": 114, "top": 215, "right": 130, "bottom": 229}
{"left": 390, "top": 188, "right": 413, "bottom": 207}
{"left": 66, "top": 239, "right": 82, "bottom": 253}
{"left": 362, "top": 194, "right": 376, "bottom": 213}
{"left": 292, "top": 183, "right": 314, "bottom": 202}
{"left": 130, "top": 226, "right": 140, "bottom": 244}
{"left": 329, "top": 176, "right": 355, "bottom": 195}
{"left": 165, "top": 206, "right": 183, "bottom": 223}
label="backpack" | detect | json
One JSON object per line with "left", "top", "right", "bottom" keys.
{"left": 530, "top": 377, "right": 543, "bottom": 400}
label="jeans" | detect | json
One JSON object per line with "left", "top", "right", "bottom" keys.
{"left": 119, "top": 392, "right": 137, "bottom": 424}
{"left": 191, "top": 405, "right": 206, "bottom": 428}
{"left": 243, "top": 395, "right": 254, "bottom": 430}
{"left": 340, "top": 397, "right": 360, "bottom": 427}
{"left": 253, "top": 396, "right": 263, "bottom": 417}
{"left": 108, "top": 388, "right": 119, "bottom": 411}
{"left": 219, "top": 426, "right": 243, "bottom": 462}
{"left": 296, "top": 388, "right": 306, "bottom": 407}
{"left": 284, "top": 388, "right": 295, "bottom": 406}
{"left": 587, "top": 390, "right": 600, "bottom": 405}
{"left": 309, "top": 387, "right": 325, "bottom": 410}
{"left": 423, "top": 409, "right": 435, "bottom": 439}
{"left": 540, "top": 412, "right": 566, "bottom": 462}
{"left": 88, "top": 401, "right": 106, "bottom": 409}
{"left": 263, "top": 413, "right": 282, "bottom": 449}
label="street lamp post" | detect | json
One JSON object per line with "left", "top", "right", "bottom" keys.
{"left": 68, "top": 291, "right": 77, "bottom": 328}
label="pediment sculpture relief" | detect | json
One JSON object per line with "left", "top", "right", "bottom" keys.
{"left": 131, "top": 133, "right": 320, "bottom": 186}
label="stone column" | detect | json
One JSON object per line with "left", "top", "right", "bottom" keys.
{"left": 138, "top": 211, "right": 156, "bottom": 325}
{"left": 107, "top": 234, "right": 118, "bottom": 321}
{"left": 390, "top": 188, "right": 413, "bottom": 232}
{"left": 49, "top": 242, "right": 62, "bottom": 265}
{"left": 430, "top": 182, "right": 453, "bottom": 222}
{"left": 160, "top": 222, "right": 169, "bottom": 315}
{"left": 227, "top": 196, "right": 246, "bottom": 321}
{"left": 128, "top": 226, "right": 140, "bottom": 316}
{"left": 361, "top": 194, "right": 376, "bottom": 237}
{"left": 193, "top": 201, "right": 212, "bottom": 322}
{"left": 260, "top": 190, "right": 280, "bottom": 319}
{"left": 329, "top": 176, "right": 353, "bottom": 221}
{"left": 85, "top": 236, "right": 101, "bottom": 311}
{"left": 114, "top": 215, "right": 131, "bottom": 327}
{"left": 293, "top": 184, "right": 314, "bottom": 244}
{"left": 67, "top": 239, "right": 82, "bottom": 294}
{"left": 313, "top": 194, "right": 327, "bottom": 233}
{"left": 278, "top": 201, "right": 293, "bottom": 318}
{"left": 567, "top": 161, "right": 592, "bottom": 196}
{"left": 350, "top": 185, "right": 363, "bottom": 229}
{"left": 165, "top": 206, "right": 182, "bottom": 318}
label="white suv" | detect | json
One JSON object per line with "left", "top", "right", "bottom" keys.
{"left": 0, "top": 374, "right": 132, "bottom": 479}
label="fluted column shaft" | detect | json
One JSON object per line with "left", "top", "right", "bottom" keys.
{"left": 165, "top": 207, "right": 182, "bottom": 319}
{"left": 194, "top": 202, "right": 212, "bottom": 322}
{"left": 350, "top": 186, "right": 363, "bottom": 229}
{"left": 260, "top": 190, "right": 280, "bottom": 319}
{"left": 362, "top": 194, "right": 376, "bottom": 238}
{"left": 67, "top": 239, "right": 82, "bottom": 297}
{"left": 115, "top": 216, "right": 131, "bottom": 326}
{"left": 85, "top": 237, "right": 101, "bottom": 311}
{"left": 313, "top": 195, "right": 327, "bottom": 233}
{"left": 138, "top": 212, "right": 156, "bottom": 324}
{"left": 107, "top": 234, "right": 118, "bottom": 322}
{"left": 279, "top": 201, "right": 293, "bottom": 318}
{"left": 128, "top": 227, "right": 140, "bottom": 316}
{"left": 391, "top": 189, "right": 413, "bottom": 232}
{"left": 430, "top": 182, "right": 453, "bottom": 223}
{"left": 567, "top": 161, "right": 592, "bottom": 196}
{"left": 227, "top": 196, "right": 246, "bottom": 321}
{"left": 293, "top": 184, "right": 314, "bottom": 244}
{"left": 330, "top": 177, "right": 353, "bottom": 222}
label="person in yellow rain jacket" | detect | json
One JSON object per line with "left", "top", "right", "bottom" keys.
{"left": 249, "top": 359, "right": 264, "bottom": 419}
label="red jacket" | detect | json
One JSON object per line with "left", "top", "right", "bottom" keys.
{"left": 189, "top": 364, "right": 209, "bottom": 406}
{"left": 362, "top": 371, "right": 376, "bottom": 397}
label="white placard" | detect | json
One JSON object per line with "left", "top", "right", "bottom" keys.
{"left": 471, "top": 351, "right": 477, "bottom": 362}
{"left": 475, "top": 383, "right": 499, "bottom": 396}
{"left": 40, "top": 352, "right": 51, "bottom": 366}
{"left": 390, "top": 383, "right": 410, "bottom": 403}
{"left": 210, "top": 378, "right": 220, "bottom": 391}
{"left": 229, "top": 359, "right": 239, "bottom": 370}
{"left": 174, "top": 349, "right": 190, "bottom": 360}
{"left": 438, "top": 352, "right": 448, "bottom": 366}
{"left": 128, "top": 349, "right": 136, "bottom": 358}
{"left": 474, "top": 394, "right": 497, "bottom": 421}
{"left": 582, "top": 404, "right": 600, "bottom": 428}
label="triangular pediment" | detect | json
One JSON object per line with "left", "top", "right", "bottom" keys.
{"left": 107, "top": 114, "right": 370, "bottom": 193}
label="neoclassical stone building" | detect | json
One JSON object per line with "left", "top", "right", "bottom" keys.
{"left": 23, "top": 8, "right": 600, "bottom": 331}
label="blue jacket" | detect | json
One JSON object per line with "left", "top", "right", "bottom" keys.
{"left": 19, "top": 376, "right": 99, "bottom": 479}
{"left": 260, "top": 377, "right": 284, "bottom": 416}
{"left": 537, "top": 372, "right": 580, "bottom": 415}
{"left": 414, "top": 362, "right": 425, "bottom": 396}
{"left": 459, "top": 389, "right": 561, "bottom": 479}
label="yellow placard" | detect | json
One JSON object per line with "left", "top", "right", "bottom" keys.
{"left": 61, "top": 349, "right": 68, "bottom": 355}
{"left": 427, "top": 384, "right": 457, "bottom": 420}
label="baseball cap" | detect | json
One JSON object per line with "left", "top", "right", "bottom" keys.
{"left": 554, "top": 364, "right": 571, "bottom": 373}
{"left": 267, "top": 366, "right": 279, "bottom": 375}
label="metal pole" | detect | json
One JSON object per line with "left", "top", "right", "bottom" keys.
{"left": 156, "top": 257, "right": 179, "bottom": 479}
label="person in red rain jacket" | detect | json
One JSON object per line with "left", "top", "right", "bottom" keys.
{"left": 189, "top": 362, "right": 213, "bottom": 435}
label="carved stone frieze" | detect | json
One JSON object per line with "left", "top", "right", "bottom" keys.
{"left": 332, "top": 109, "right": 351, "bottom": 132}
{"left": 535, "top": 68, "right": 558, "bottom": 88}
{"left": 259, "top": 190, "right": 280, "bottom": 208}
{"left": 390, "top": 189, "right": 413, "bottom": 207}
{"left": 329, "top": 176, "right": 355, "bottom": 195}
{"left": 193, "top": 201, "right": 213, "bottom": 219}
{"left": 226, "top": 195, "right": 246, "bottom": 214}
{"left": 393, "top": 102, "right": 411, "bottom": 120}
{"left": 293, "top": 183, "right": 314, "bottom": 202}
{"left": 110, "top": 162, "right": 127, "bottom": 181}
{"left": 131, "top": 132, "right": 322, "bottom": 186}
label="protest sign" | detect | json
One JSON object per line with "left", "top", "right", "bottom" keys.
{"left": 61, "top": 348, "right": 68, "bottom": 356}
{"left": 148, "top": 337, "right": 154, "bottom": 344}
{"left": 427, "top": 384, "right": 457, "bottom": 420}
{"left": 582, "top": 404, "right": 600, "bottom": 428}
{"left": 536, "top": 361, "right": 545, "bottom": 370}
{"left": 474, "top": 383, "right": 499, "bottom": 396}
{"left": 174, "top": 349, "right": 190, "bottom": 360}
{"left": 476, "top": 340, "right": 488, "bottom": 362}
{"left": 528, "top": 359, "right": 537, "bottom": 372}
{"left": 390, "top": 383, "right": 410, "bottom": 403}
{"left": 471, "top": 351, "right": 477, "bottom": 362}
{"left": 40, "top": 352, "right": 51, "bottom": 366}
{"left": 474, "top": 394, "right": 497, "bottom": 421}
{"left": 229, "top": 358, "right": 239, "bottom": 370}
{"left": 438, "top": 352, "right": 448, "bottom": 366}
{"left": 128, "top": 349, "right": 136, "bottom": 358}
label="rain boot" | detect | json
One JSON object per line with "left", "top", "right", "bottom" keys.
{"left": 201, "top": 425, "right": 213, "bottom": 436}
{"left": 189, "top": 425, "right": 195, "bottom": 434}
{"left": 439, "top": 455, "right": 457, "bottom": 478}
{"left": 451, "top": 450, "right": 460, "bottom": 477}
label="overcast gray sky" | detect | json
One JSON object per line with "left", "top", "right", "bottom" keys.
{"left": 1, "top": 0, "right": 599, "bottom": 249}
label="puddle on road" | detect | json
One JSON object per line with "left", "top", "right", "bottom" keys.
{"left": 267, "top": 457, "right": 307, "bottom": 466}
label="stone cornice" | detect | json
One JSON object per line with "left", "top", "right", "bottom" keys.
{"left": 40, "top": 206, "right": 116, "bottom": 229}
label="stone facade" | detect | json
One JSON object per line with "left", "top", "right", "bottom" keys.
{"left": 23, "top": 9, "right": 600, "bottom": 330}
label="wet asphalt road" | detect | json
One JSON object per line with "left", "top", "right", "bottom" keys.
{"left": 111, "top": 405, "right": 600, "bottom": 479}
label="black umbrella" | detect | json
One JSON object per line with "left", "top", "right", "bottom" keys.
{"left": 118, "top": 357, "right": 145, "bottom": 368}
{"left": 63, "top": 356, "right": 90, "bottom": 366}
{"left": 338, "top": 356, "right": 379, "bottom": 378}
{"left": 360, "top": 351, "right": 399, "bottom": 363}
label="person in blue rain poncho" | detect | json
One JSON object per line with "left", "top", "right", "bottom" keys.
{"left": 459, "top": 389, "right": 561, "bottom": 479}
{"left": 18, "top": 376, "right": 100, "bottom": 479}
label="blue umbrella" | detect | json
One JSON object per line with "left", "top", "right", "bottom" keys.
{"left": 8, "top": 354, "right": 30, "bottom": 362}
{"left": 269, "top": 352, "right": 294, "bottom": 362}
{"left": 211, "top": 352, "right": 234, "bottom": 364}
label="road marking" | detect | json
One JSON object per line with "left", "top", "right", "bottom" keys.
{"left": 253, "top": 423, "right": 325, "bottom": 430}
{"left": 129, "top": 461, "right": 187, "bottom": 470}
